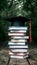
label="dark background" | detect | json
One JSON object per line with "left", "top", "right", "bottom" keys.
{"left": 0, "top": 0, "right": 37, "bottom": 47}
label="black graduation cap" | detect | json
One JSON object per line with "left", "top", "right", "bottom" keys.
{"left": 6, "top": 16, "right": 30, "bottom": 26}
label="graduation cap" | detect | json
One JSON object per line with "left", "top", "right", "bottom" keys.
{"left": 5, "top": 16, "right": 32, "bottom": 42}
{"left": 6, "top": 16, "right": 30, "bottom": 26}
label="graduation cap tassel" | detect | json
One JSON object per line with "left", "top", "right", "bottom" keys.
{"left": 29, "top": 20, "right": 32, "bottom": 42}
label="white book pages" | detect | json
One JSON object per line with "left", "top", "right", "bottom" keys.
{"left": 11, "top": 39, "right": 27, "bottom": 43}
{"left": 8, "top": 27, "right": 27, "bottom": 30}
{"left": 13, "top": 36, "right": 29, "bottom": 39}
{"left": 10, "top": 56, "right": 24, "bottom": 59}
{"left": 10, "top": 55, "right": 28, "bottom": 59}
{"left": 11, "top": 49, "right": 27, "bottom": 52}
{"left": 9, "top": 52, "right": 29, "bottom": 55}
{"left": 10, "top": 30, "right": 26, "bottom": 33}
{"left": 9, "top": 46, "right": 28, "bottom": 48}
{"left": 8, "top": 42, "right": 25, "bottom": 45}
{"left": 8, "top": 33, "right": 25, "bottom": 36}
